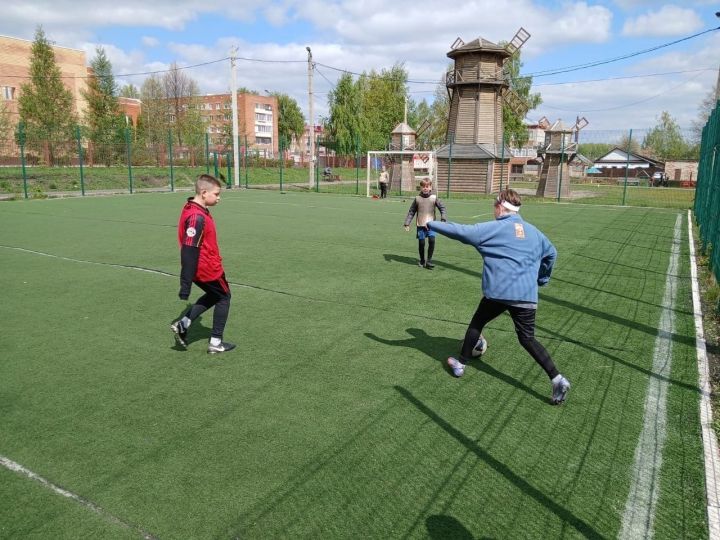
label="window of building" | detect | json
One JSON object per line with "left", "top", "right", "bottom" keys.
{"left": 214, "top": 103, "right": 221, "bottom": 110}
{"left": 255, "top": 136, "right": 272, "bottom": 145}
{"left": 511, "top": 164, "right": 524, "bottom": 174}
{"left": 255, "top": 113, "right": 271, "bottom": 122}
{"left": 256, "top": 124, "right": 272, "bottom": 133}
{"left": 2, "top": 86, "right": 16, "bottom": 100}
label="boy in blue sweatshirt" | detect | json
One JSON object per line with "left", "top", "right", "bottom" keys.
{"left": 427, "top": 188, "right": 570, "bottom": 405}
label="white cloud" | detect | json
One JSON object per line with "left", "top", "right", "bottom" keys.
{"left": 622, "top": 5, "right": 703, "bottom": 37}
{"left": 142, "top": 36, "right": 160, "bottom": 47}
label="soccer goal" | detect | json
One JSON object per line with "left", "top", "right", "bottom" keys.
{"left": 366, "top": 151, "right": 436, "bottom": 197}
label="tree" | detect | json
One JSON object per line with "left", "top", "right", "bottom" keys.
{"left": 82, "top": 46, "right": 124, "bottom": 165}
{"left": 642, "top": 111, "right": 693, "bottom": 160}
{"left": 162, "top": 63, "right": 202, "bottom": 145}
{"left": 617, "top": 133, "right": 641, "bottom": 155}
{"left": 271, "top": 93, "right": 305, "bottom": 151}
{"left": 578, "top": 142, "right": 614, "bottom": 161}
{"left": 326, "top": 63, "right": 409, "bottom": 155}
{"left": 690, "top": 80, "right": 719, "bottom": 144}
{"left": 326, "top": 73, "right": 363, "bottom": 155}
{"left": 501, "top": 48, "right": 542, "bottom": 148}
{"left": 414, "top": 76, "right": 450, "bottom": 150}
{"left": 119, "top": 84, "right": 140, "bottom": 99}
{"left": 138, "top": 74, "right": 170, "bottom": 165}
{"left": 17, "top": 26, "right": 77, "bottom": 164}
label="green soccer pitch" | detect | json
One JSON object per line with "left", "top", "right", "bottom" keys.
{"left": 0, "top": 189, "right": 708, "bottom": 538}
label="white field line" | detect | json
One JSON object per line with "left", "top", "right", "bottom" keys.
{"left": 0, "top": 455, "right": 157, "bottom": 539}
{"left": 619, "top": 213, "right": 681, "bottom": 540}
{"left": 687, "top": 209, "right": 720, "bottom": 539}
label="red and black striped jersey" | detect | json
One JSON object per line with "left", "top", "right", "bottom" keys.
{"left": 177, "top": 199, "right": 224, "bottom": 282}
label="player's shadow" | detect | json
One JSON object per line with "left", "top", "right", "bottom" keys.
{"left": 383, "top": 253, "right": 482, "bottom": 279}
{"left": 170, "top": 308, "right": 212, "bottom": 351}
{"left": 365, "top": 328, "right": 546, "bottom": 403}
{"left": 426, "top": 515, "right": 477, "bottom": 540}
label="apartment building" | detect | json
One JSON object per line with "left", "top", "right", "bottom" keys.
{"left": 0, "top": 34, "right": 88, "bottom": 127}
{"left": 192, "top": 92, "right": 278, "bottom": 156}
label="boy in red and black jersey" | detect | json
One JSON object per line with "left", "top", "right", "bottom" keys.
{"left": 171, "top": 174, "right": 235, "bottom": 354}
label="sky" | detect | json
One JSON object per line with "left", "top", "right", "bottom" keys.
{"left": 2, "top": 0, "right": 719, "bottom": 133}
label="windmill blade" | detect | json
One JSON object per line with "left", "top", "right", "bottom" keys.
{"left": 574, "top": 116, "right": 589, "bottom": 131}
{"left": 537, "top": 116, "right": 551, "bottom": 130}
{"left": 505, "top": 28, "right": 530, "bottom": 55}
{"left": 501, "top": 87, "right": 529, "bottom": 118}
{"left": 416, "top": 119, "right": 432, "bottom": 137}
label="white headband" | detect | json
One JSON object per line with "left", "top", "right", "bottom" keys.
{"left": 497, "top": 199, "right": 520, "bottom": 212}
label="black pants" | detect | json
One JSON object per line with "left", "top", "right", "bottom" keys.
{"left": 418, "top": 236, "right": 435, "bottom": 264}
{"left": 185, "top": 273, "right": 231, "bottom": 339}
{"left": 460, "top": 297, "right": 558, "bottom": 380}
{"left": 380, "top": 183, "right": 388, "bottom": 198}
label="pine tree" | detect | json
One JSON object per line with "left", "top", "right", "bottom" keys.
{"left": 82, "top": 46, "right": 123, "bottom": 165}
{"left": 18, "top": 26, "right": 77, "bottom": 165}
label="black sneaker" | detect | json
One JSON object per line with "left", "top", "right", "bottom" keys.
{"left": 170, "top": 320, "right": 188, "bottom": 348}
{"left": 207, "top": 341, "right": 236, "bottom": 354}
{"left": 418, "top": 260, "right": 426, "bottom": 268}
{"left": 425, "top": 261, "right": 435, "bottom": 269}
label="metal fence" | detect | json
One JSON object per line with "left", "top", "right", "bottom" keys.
{"left": 694, "top": 102, "right": 720, "bottom": 297}
{"left": 0, "top": 126, "right": 699, "bottom": 209}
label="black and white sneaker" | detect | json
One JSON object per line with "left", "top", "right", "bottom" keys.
{"left": 170, "top": 320, "right": 188, "bottom": 348}
{"left": 551, "top": 375, "right": 570, "bottom": 405}
{"left": 424, "top": 260, "right": 435, "bottom": 269}
{"left": 207, "top": 341, "right": 236, "bottom": 354}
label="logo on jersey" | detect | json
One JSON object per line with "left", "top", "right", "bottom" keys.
{"left": 514, "top": 223, "right": 525, "bottom": 239}
{"left": 186, "top": 226, "right": 197, "bottom": 238}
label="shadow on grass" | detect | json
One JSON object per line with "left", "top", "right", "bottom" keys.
{"left": 365, "top": 328, "right": 547, "bottom": 404}
{"left": 396, "top": 386, "right": 605, "bottom": 540}
{"left": 426, "top": 515, "right": 475, "bottom": 540}
{"left": 170, "top": 307, "right": 211, "bottom": 351}
{"left": 384, "top": 253, "right": 699, "bottom": 351}
{"left": 383, "top": 253, "right": 482, "bottom": 280}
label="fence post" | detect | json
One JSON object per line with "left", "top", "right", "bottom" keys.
{"left": 205, "top": 133, "right": 210, "bottom": 174}
{"left": 213, "top": 152, "right": 219, "bottom": 178}
{"left": 279, "top": 137, "right": 284, "bottom": 192}
{"left": 226, "top": 152, "right": 231, "bottom": 188}
{"left": 125, "top": 127, "right": 133, "bottom": 194}
{"left": 315, "top": 146, "right": 319, "bottom": 192}
{"left": 244, "top": 136, "right": 249, "bottom": 188}
{"left": 76, "top": 126, "right": 85, "bottom": 196}
{"left": 18, "top": 121, "right": 28, "bottom": 199}
{"left": 500, "top": 133, "right": 506, "bottom": 192}
{"left": 355, "top": 134, "right": 360, "bottom": 195}
{"left": 621, "top": 129, "right": 633, "bottom": 206}
{"left": 446, "top": 134, "right": 454, "bottom": 199}
{"left": 168, "top": 130, "right": 174, "bottom": 192}
{"left": 557, "top": 134, "right": 566, "bottom": 203}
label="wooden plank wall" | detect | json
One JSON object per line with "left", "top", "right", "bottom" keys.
{"left": 436, "top": 159, "right": 491, "bottom": 193}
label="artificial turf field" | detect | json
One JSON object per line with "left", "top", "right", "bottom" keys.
{"left": 0, "top": 189, "right": 708, "bottom": 539}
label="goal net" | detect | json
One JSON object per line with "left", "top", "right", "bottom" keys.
{"left": 366, "top": 151, "right": 436, "bottom": 198}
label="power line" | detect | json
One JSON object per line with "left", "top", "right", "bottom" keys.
{"left": 540, "top": 70, "right": 707, "bottom": 113}
{"left": 533, "top": 68, "right": 716, "bottom": 87}
{"left": 527, "top": 26, "right": 720, "bottom": 78}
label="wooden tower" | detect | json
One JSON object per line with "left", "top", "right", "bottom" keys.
{"left": 389, "top": 108, "right": 417, "bottom": 192}
{"left": 436, "top": 29, "right": 530, "bottom": 194}
{"left": 536, "top": 116, "right": 588, "bottom": 199}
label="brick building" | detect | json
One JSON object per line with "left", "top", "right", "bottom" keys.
{"left": 189, "top": 92, "right": 278, "bottom": 156}
{"left": 0, "top": 34, "right": 88, "bottom": 127}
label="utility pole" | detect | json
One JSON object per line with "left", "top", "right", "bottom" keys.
{"left": 306, "top": 46, "right": 314, "bottom": 188}
{"left": 230, "top": 46, "right": 240, "bottom": 188}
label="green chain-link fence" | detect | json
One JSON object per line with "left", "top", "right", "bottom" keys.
{"left": 694, "top": 101, "right": 720, "bottom": 303}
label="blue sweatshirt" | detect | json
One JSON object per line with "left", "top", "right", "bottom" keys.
{"left": 427, "top": 214, "right": 556, "bottom": 304}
